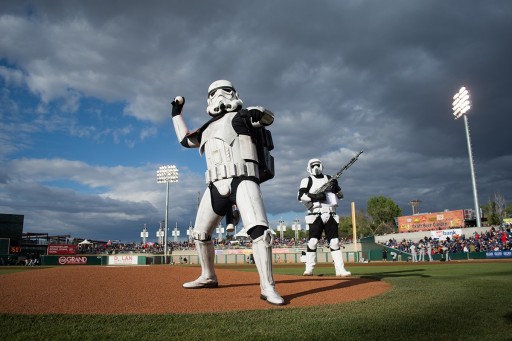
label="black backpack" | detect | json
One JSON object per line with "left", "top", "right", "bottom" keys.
{"left": 254, "top": 127, "right": 274, "bottom": 183}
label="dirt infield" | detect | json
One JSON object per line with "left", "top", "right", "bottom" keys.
{"left": 0, "top": 265, "right": 390, "bottom": 314}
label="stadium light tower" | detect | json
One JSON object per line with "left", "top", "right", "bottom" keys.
{"left": 187, "top": 222, "right": 194, "bottom": 242}
{"left": 172, "top": 222, "right": 180, "bottom": 243}
{"left": 156, "top": 165, "right": 179, "bottom": 258}
{"left": 292, "top": 218, "right": 301, "bottom": 241}
{"left": 452, "top": 86, "right": 481, "bottom": 227}
{"left": 140, "top": 224, "right": 148, "bottom": 244}
{"left": 216, "top": 223, "right": 224, "bottom": 242}
{"left": 277, "top": 218, "right": 286, "bottom": 240}
{"left": 409, "top": 199, "right": 422, "bottom": 215}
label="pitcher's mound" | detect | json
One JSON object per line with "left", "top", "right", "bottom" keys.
{"left": 0, "top": 265, "right": 390, "bottom": 314}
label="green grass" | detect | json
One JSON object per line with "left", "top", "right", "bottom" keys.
{"left": 1, "top": 262, "right": 512, "bottom": 341}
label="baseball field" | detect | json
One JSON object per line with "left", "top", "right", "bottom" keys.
{"left": 1, "top": 260, "right": 511, "bottom": 340}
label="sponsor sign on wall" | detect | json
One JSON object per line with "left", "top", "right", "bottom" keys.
{"left": 430, "top": 229, "right": 463, "bottom": 240}
{"left": 108, "top": 255, "right": 139, "bottom": 265}
{"left": 397, "top": 210, "right": 465, "bottom": 232}
{"left": 58, "top": 256, "right": 88, "bottom": 265}
{"left": 224, "top": 249, "right": 253, "bottom": 255}
{"left": 48, "top": 244, "right": 77, "bottom": 255}
{"left": 486, "top": 251, "right": 512, "bottom": 259}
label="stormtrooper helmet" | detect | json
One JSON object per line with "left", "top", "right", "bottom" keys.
{"left": 206, "top": 80, "right": 243, "bottom": 116}
{"left": 307, "top": 158, "right": 323, "bottom": 176}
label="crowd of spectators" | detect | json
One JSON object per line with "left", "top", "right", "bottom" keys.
{"left": 12, "top": 226, "right": 509, "bottom": 264}
{"left": 75, "top": 235, "right": 353, "bottom": 255}
{"left": 379, "top": 226, "right": 511, "bottom": 259}
{"left": 75, "top": 227, "right": 511, "bottom": 257}
{"left": 5, "top": 224, "right": 511, "bottom": 268}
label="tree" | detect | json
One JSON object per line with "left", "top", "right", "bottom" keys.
{"left": 482, "top": 199, "right": 501, "bottom": 226}
{"left": 493, "top": 193, "right": 506, "bottom": 223}
{"left": 281, "top": 227, "right": 306, "bottom": 241}
{"left": 506, "top": 203, "right": 512, "bottom": 219}
{"left": 338, "top": 210, "right": 372, "bottom": 239}
{"left": 366, "top": 196, "right": 402, "bottom": 235}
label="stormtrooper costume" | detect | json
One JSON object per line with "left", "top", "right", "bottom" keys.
{"left": 171, "top": 80, "right": 284, "bottom": 305}
{"left": 297, "top": 159, "right": 351, "bottom": 277}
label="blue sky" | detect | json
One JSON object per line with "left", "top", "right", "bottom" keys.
{"left": 1, "top": 0, "right": 511, "bottom": 243}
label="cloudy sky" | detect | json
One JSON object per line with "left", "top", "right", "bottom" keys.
{"left": 1, "top": 0, "right": 511, "bottom": 243}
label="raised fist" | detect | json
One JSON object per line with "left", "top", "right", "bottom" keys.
{"left": 171, "top": 96, "right": 185, "bottom": 117}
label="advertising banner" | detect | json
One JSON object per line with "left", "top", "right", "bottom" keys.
{"left": 486, "top": 251, "right": 512, "bottom": 259}
{"left": 108, "top": 255, "right": 139, "bottom": 265}
{"left": 224, "top": 249, "right": 252, "bottom": 255}
{"left": 430, "top": 229, "right": 463, "bottom": 240}
{"left": 48, "top": 244, "right": 77, "bottom": 255}
{"left": 58, "top": 256, "right": 88, "bottom": 265}
{"left": 397, "top": 210, "right": 465, "bottom": 232}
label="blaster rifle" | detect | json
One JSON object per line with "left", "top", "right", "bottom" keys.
{"left": 304, "top": 150, "right": 363, "bottom": 210}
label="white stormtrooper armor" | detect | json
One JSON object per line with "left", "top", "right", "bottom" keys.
{"left": 207, "top": 80, "right": 243, "bottom": 116}
{"left": 171, "top": 80, "right": 283, "bottom": 305}
{"left": 307, "top": 158, "right": 323, "bottom": 175}
{"left": 300, "top": 159, "right": 340, "bottom": 211}
{"left": 298, "top": 159, "right": 351, "bottom": 277}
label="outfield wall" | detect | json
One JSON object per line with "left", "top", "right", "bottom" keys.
{"left": 36, "top": 235, "right": 510, "bottom": 266}
{"left": 38, "top": 250, "right": 509, "bottom": 266}
{"left": 38, "top": 247, "right": 358, "bottom": 266}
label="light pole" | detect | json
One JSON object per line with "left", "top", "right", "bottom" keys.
{"left": 156, "top": 165, "right": 179, "bottom": 258}
{"left": 171, "top": 222, "right": 180, "bottom": 242}
{"left": 156, "top": 223, "right": 164, "bottom": 245}
{"left": 277, "top": 219, "right": 286, "bottom": 240}
{"left": 409, "top": 199, "right": 422, "bottom": 215}
{"left": 452, "top": 86, "right": 481, "bottom": 227}
{"left": 140, "top": 224, "right": 148, "bottom": 245}
{"left": 292, "top": 219, "right": 301, "bottom": 241}
{"left": 187, "top": 222, "right": 194, "bottom": 242}
{"left": 216, "top": 223, "right": 224, "bottom": 242}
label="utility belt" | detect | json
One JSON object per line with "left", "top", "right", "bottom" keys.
{"left": 306, "top": 206, "right": 337, "bottom": 224}
{"left": 205, "top": 161, "right": 259, "bottom": 184}
{"left": 308, "top": 206, "right": 337, "bottom": 215}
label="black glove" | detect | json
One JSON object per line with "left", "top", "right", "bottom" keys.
{"left": 171, "top": 96, "right": 185, "bottom": 117}
{"left": 248, "top": 108, "right": 264, "bottom": 122}
{"left": 240, "top": 108, "right": 267, "bottom": 125}
{"left": 324, "top": 183, "right": 334, "bottom": 193}
{"left": 307, "top": 192, "right": 326, "bottom": 201}
{"left": 325, "top": 179, "right": 341, "bottom": 193}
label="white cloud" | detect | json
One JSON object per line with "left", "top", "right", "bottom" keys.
{"left": 1, "top": 1, "right": 511, "bottom": 241}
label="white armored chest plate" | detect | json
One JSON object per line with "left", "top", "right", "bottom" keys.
{"left": 199, "top": 112, "right": 258, "bottom": 183}
{"left": 199, "top": 112, "right": 238, "bottom": 155}
{"left": 310, "top": 176, "right": 338, "bottom": 208}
